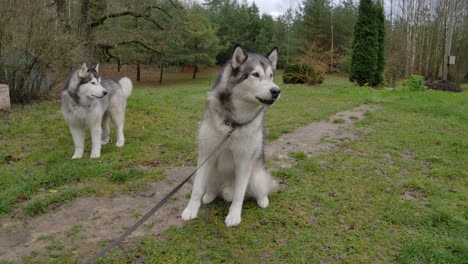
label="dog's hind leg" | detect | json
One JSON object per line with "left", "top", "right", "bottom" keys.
{"left": 111, "top": 109, "right": 125, "bottom": 147}
{"left": 101, "top": 112, "right": 110, "bottom": 144}
{"left": 203, "top": 170, "right": 223, "bottom": 204}
{"left": 249, "top": 166, "right": 276, "bottom": 208}
{"left": 70, "top": 125, "right": 85, "bottom": 159}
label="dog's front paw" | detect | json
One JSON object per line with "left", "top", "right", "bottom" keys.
{"left": 181, "top": 207, "right": 198, "bottom": 221}
{"left": 225, "top": 213, "right": 241, "bottom": 227}
{"left": 257, "top": 196, "right": 269, "bottom": 208}
{"left": 90, "top": 152, "right": 100, "bottom": 159}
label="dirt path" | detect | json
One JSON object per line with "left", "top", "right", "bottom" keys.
{"left": 0, "top": 105, "right": 379, "bottom": 263}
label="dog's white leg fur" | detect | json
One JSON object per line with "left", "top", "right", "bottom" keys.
{"left": 70, "top": 126, "right": 85, "bottom": 159}
{"left": 222, "top": 185, "right": 234, "bottom": 202}
{"left": 182, "top": 154, "right": 214, "bottom": 220}
{"left": 225, "top": 158, "right": 254, "bottom": 227}
{"left": 202, "top": 192, "right": 217, "bottom": 204}
{"left": 249, "top": 167, "right": 273, "bottom": 208}
{"left": 90, "top": 125, "right": 102, "bottom": 158}
{"left": 101, "top": 113, "right": 110, "bottom": 144}
{"left": 112, "top": 110, "right": 125, "bottom": 147}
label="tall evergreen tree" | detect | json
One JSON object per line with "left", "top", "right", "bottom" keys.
{"left": 373, "top": 2, "right": 385, "bottom": 86}
{"left": 350, "top": 0, "right": 378, "bottom": 86}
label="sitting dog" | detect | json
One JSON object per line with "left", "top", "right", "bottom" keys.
{"left": 182, "top": 45, "right": 280, "bottom": 226}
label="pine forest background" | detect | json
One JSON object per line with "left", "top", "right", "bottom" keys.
{"left": 0, "top": 0, "right": 466, "bottom": 103}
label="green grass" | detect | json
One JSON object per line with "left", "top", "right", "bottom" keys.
{"left": 98, "top": 87, "right": 466, "bottom": 264}
{"left": 1, "top": 73, "right": 467, "bottom": 263}
{"left": 332, "top": 118, "right": 346, "bottom": 124}
{"left": 0, "top": 74, "right": 370, "bottom": 216}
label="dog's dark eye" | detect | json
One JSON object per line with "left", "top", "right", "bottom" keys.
{"left": 252, "top": 73, "right": 260, "bottom": 78}
{"left": 270, "top": 74, "right": 273, "bottom": 78}
{"left": 91, "top": 82, "right": 96, "bottom": 85}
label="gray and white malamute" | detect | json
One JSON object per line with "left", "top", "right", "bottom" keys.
{"left": 182, "top": 45, "right": 280, "bottom": 226}
{"left": 61, "top": 63, "right": 132, "bottom": 159}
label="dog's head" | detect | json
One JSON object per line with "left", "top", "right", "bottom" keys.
{"left": 227, "top": 45, "right": 279, "bottom": 106}
{"left": 75, "top": 63, "right": 107, "bottom": 99}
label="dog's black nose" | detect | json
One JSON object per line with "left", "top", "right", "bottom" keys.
{"left": 103, "top": 90, "right": 108, "bottom": 95}
{"left": 270, "top": 87, "right": 280, "bottom": 99}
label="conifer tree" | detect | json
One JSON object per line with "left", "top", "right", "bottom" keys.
{"left": 350, "top": 0, "right": 378, "bottom": 86}
{"left": 373, "top": 2, "right": 385, "bottom": 86}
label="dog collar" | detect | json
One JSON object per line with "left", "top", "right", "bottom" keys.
{"left": 224, "top": 106, "right": 265, "bottom": 129}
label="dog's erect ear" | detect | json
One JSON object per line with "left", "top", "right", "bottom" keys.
{"left": 78, "top": 63, "right": 88, "bottom": 78}
{"left": 267, "top": 47, "right": 278, "bottom": 70}
{"left": 231, "top": 45, "right": 248, "bottom": 69}
{"left": 94, "top": 63, "right": 99, "bottom": 73}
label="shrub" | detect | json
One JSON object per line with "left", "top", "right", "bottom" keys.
{"left": 0, "top": 0, "right": 87, "bottom": 104}
{"left": 283, "top": 43, "right": 326, "bottom": 85}
{"left": 283, "top": 63, "right": 324, "bottom": 85}
{"left": 397, "top": 75, "right": 426, "bottom": 91}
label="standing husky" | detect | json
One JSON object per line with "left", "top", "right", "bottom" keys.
{"left": 61, "top": 63, "right": 133, "bottom": 159}
{"left": 182, "top": 45, "right": 279, "bottom": 227}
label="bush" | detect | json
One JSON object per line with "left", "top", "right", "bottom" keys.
{"left": 397, "top": 75, "right": 426, "bottom": 91}
{"left": 283, "top": 64, "right": 306, "bottom": 84}
{"left": 283, "top": 63, "right": 324, "bottom": 85}
{"left": 283, "top": 43, "right": 326, "bottom": 85}
{"left": 0, "top": 51, "right": 52, "bottom": 104}
{"left": 0, "top": 0, "right": 87, "bottom": 104}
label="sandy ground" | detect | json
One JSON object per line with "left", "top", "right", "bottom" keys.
{"left": 0, "top": 104, "right": 379, "bottom": 263}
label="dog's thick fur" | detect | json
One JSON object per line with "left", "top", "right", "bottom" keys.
{"left": 182, "top": 45, "right": 280, "bottom": 226}
{"left": 61, "top": 63, "right": 132, "bottom": 159}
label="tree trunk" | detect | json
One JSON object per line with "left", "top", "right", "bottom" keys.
{"left": 330, "top": 0, "right": 334, "bottom": 72}
{"left": 159, "top": 64, "right": 164, "bottom": 84}
{"left": 136, "top": 63, "right": 141, "bottom": 81}
{"left": 443, "top": 0, "right": 456, "bottom": 80}
{"left": 192, "top": 64, "right": 198, "bottom": 80}
{"left": 117, "top": 58, "right": 121, "bottom": 72}
{"left": 80, "top": 0, "right": 90, "bottom": 37}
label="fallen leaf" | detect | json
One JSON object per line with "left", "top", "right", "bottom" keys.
{"left": 435, "top": 140, "right": 441, "bottom": 146}
{"left": 414, "top": 212, "right": 420, "bottom": 216}
{"left": 17, "top": 194, "right": 28, "bottom": 201}
{"left": 48, "top": 190, "right": 58, "bottom": 193}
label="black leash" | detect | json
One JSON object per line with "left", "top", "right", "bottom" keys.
{"left": 84, "top": 106, "right": 265, "bottom": 264}
{"left": 84, "top": 128, "right": 235, "bottom": 264}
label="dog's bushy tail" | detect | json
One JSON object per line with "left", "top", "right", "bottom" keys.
{"left": 119, "top": 77, "right": 133, "bottom": 98}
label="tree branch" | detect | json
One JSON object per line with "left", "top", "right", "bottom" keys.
{"left": 89, "top": 11, "right": 164, "bottom": 30}
{"left": 145, "top": 6, "right": 173, "bottom": 19}
{"left": 97, "top": 40, "right": 162, "bottom": 55}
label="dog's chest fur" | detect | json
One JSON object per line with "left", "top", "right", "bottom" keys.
{"left": 61, "top": 92, "right": 106, "bottom": 126}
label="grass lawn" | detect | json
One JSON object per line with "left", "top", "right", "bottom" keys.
{"left": 1, "top": 73, "right": 467, "bottom": 263}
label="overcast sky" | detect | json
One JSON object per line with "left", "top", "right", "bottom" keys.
{"left": 244, "top": 0, "right": 301, "bottom": 17}
{"left": 194, "top": 0, "right": 302, "bottom": 17}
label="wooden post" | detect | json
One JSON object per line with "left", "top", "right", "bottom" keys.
{"left": 0, "top": 84, "right": 11, "bottom": 111}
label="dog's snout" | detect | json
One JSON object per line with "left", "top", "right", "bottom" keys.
{"left": 270, "top": 87, "right": 280, "bottom": 99}
{"left": 103, "top": 90, "right": 108, "bottom": 96}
